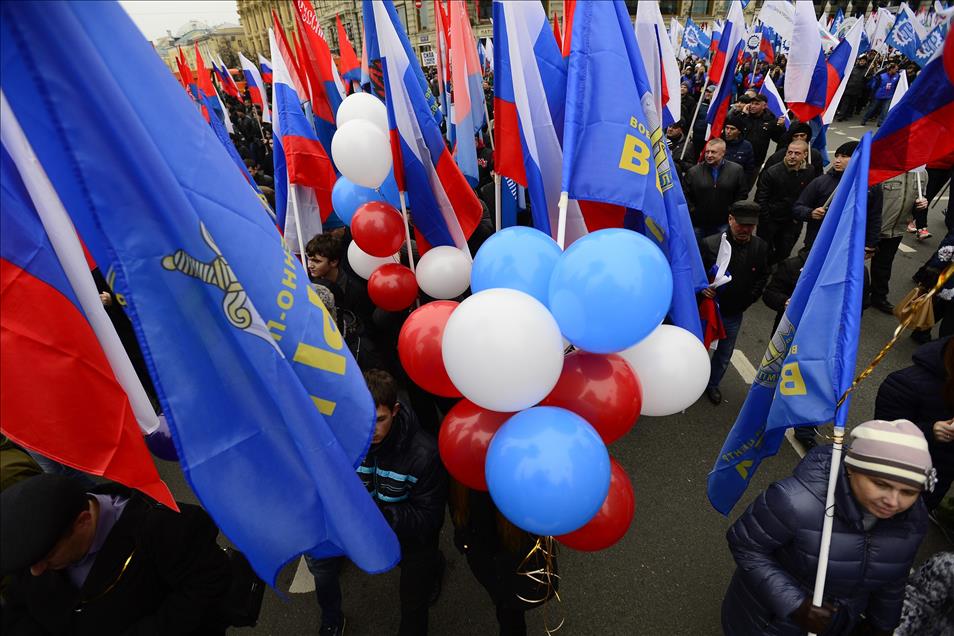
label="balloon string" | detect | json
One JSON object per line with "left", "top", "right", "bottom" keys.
{"left": 516, "top": 536, "right": 564, "bottom": 635}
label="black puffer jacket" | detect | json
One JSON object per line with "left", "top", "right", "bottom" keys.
{"left": 875, "top": 336, "right": 953, "bottom": 508}
{"left": 683, "top": 160, "right": 748, "bottom": 229}
{"left": 359, "top": 404, "right": 447, "bottom": 550}
{"left": 722, "top": 446, "right": 929, "bottom": 636}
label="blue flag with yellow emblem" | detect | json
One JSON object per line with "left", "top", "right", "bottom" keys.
{"left": 1, "top": 0, "right": 400, "bottom": 583}
{"left": 707, "top": 134, "right": 870, "bottom": 515}
{"left": 561, "top": 0, "right": 707, "bottom": 340}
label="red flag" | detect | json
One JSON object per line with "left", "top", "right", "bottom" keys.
{"left": 293, "top": 0, "right": 340, "bottom": 124}
{"left": 335, "top": 14, "right": 361, "bottom": 80}
{"left": 193, "top": 43, "right": 215, "bottom": 98}
{"left": 553, "top": 12, "right": 563, "bottom": 51}
{"left": 177, "top": 47, "right": 195, "bottom": 89}
{"left": 562, "top": 0, "right": 576, "bottom": 57}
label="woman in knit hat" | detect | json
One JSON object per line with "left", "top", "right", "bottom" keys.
{"left": 721, "top": 419, "right": 934, "bottom": 636}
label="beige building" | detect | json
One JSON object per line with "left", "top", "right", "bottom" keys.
{"left": 236, "top": 1, "right": 736, "bottom": 71}
{"left": 154, "top": 20, "right": 246, "bottom": 74}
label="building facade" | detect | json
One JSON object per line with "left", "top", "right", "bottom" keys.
{"left": 236, "top": 0, "right": 739, "bottom": 71}
{"left": 155, "top": 20, "right": 246, "bottom": 73}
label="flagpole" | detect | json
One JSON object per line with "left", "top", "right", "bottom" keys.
{"left": 288, "top": 184, "right": 308, "bottom": 261}
{"left": 0, "top": 93, "right": 160, "bottom": 436}
{"left": 681, "top": 79, "right": 708, "bottom": 160}
{"left": 494, "top": 173, "right": 502, "bottom": 232}
{"left": 398, "top": 190, "right": 417, "bottom": 273}
{"left": 557, "top": 191, "right": 569, "bottom": 250}
{"left": 806, "top": 427, "right": 846, "bottom": 636}
{"left": 915, "top": 170, "right": 923, "bottom": 199}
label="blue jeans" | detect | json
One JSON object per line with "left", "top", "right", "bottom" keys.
{"left": 305, "top": 556, "right": 344, "bottom": 628}
{"left": 862, "top": 98, "right": 888, "bottom": 125}
{"left": 708, "top": 313, "right": 743, "bottom": 389}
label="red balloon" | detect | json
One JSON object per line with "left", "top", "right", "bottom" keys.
{"left": 439, "top": 399, "right": 514, "bottom": 490}
{"left": 540, "top": 351, "right": 641, "bottom": 444}
{"left": 368, "top": 263, "right": 418, "bottom": 311}
{"left": 556, "top": 457, "right": 634, "bottom": 551}
{"left": 351, "top": 201, "right": 405, "bottom": 257}
{"left": 398, "top": 301, "right": 462, "bottom": 397}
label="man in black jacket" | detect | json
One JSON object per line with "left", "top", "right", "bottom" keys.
{"left": 754, "top": 140, "right": 814, "bottom": 265}
{"left": 1, "top": 475, "right": 231, "bottom": 635}
{"left": 792, "top": 141, "right": 883, "bottom": 252}
{"left": 722, "top": 114, "right": 756, "bottom": 188}
{"left": 835, "top": 56, "right": 869, "bottom": 121}
{"left": 762, "top": 122, "right": 825, "bottom": 179}
{"left": 306, "top": 369, "right": 447, "bottom": 636}
{"left": 683, "top": 138, "right": 749, "bottom": 240}
{"left": 699, "top": 202, "right": 770, "bottom": 405}
{"left": 741, "top": 94, "right": 785, "bottom": 169}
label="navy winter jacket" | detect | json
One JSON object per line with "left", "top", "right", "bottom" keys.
{"left": 722, "top": 446, "right": 928, "bottom": 636}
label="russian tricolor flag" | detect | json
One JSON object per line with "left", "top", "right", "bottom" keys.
{"left": 239, "top": 52, "right": 271, "bottom": 124}
{"left": 336, "top": 14, "right": 362, "bottom": 84}
{"left": 759, "top": 73, "right": 790, "bottom": 128}
{"left": 366, "top": 0, "right": 481, "bottom": 252}
{"left": 448, "top": 0, "right": 485, "bottom": 187}
{"left": 258, "top": 54, "right": 273, "bottom": 84}
{"left": 785, "top": 0, "right": 828, "bottom": 122}
{"left": 708, "top": 2, "right": 744, "bottom": 84}
{"left": 870, "top": 35, "right": 954, "bottom": 184}
{"left": 635, "top": 0, "right": 682, "bottom": 130}
{"left": 269, "top": 27, "right": 336, "bottom": 253}
{"left": 820, "top": 19, "right": 864, "bottom": 125}
{"left": 493, "top": 0, "right": 587, "bottom": 244}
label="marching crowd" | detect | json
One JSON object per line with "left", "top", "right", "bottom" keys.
{"left": 2, "top": 44, "right": 953, "bottom": 636}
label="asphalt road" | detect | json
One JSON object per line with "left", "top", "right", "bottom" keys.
{"left": 156, "top": 118, "right": 952, "bottom": 636}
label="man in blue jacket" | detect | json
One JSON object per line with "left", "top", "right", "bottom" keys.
{"left": 862, "top": 63, "right": 901, "bottom": 126}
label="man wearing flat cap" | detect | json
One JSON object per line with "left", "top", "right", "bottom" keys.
{"left": 1, "top": 474, "right": 230, "bottom": 635}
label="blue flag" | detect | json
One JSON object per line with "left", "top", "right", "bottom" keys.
{"left": 707, "top": 134, "right": 871, "bottom": 515}
{"left": 683, "top": 17, "right": 712, "bottom": 59}
{"left": 885, "top": 10, "right": 921, "bottom": 60}
{"left": 562, "top": 0, "right": 707, "bottom": 341}
{"left": 1, "top": 1, "right": 400, "bottom": 583}
{"left": 913, "top": 22, "right": 949, "bottom": 68}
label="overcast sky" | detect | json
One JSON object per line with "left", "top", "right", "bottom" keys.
{"left": 119, "top": 0, "right": 240, "bottom": 41}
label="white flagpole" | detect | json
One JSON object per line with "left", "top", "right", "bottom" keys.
{"left": 681, "top": 79, "right": 709, "bottom": 160}
{"left": 807, "top": 427, "right": 846, "bottom": 636}
{"left": 398, "top": 191, "right": 417, "bottom": 273}
{"left": 916, "top": 170, "right": 924, "bottom": 199}
{"left": 494, "top": 173, "right": 502, "bottom": 232}
{"left": 557, "top": 191, "right": 569, "bottom": 249}
{"left": 0, "top": 92, "right": 160, "bottom": 435}
{"left": 288, "top": 184, "right": 308, "bottom": 260}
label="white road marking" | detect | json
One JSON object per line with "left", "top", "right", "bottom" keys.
{"left": 846, "top": 136, "right": 860, "bottom": 141}
{"left": 289, "top": 556, "right": 316, "bottom": 593}
{"left": 831, "top": 129, "right": 846, "bottom": 135}
{"left": 849, "top": 125, "right": 866, "bottom": 129}
{"left": 730, "top": 349, "right": 757, "bottom": 385}
{"left": 898, "top": 243, "right": 916, "bottom": 253}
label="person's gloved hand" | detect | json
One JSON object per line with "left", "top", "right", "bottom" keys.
{"left": 790, "top": 597, "right": 836, "bottom": 632}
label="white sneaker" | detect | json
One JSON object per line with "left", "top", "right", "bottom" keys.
{"left": 906, "top": 221, "right": 917, "bottom": 233}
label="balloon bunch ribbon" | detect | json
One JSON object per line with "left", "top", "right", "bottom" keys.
{"left": 516, "top": 536, "right": 564, "bottom": 635}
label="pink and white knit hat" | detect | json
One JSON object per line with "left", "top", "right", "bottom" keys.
{"left": 844, "top": 419, "right": 936, "bottom": 491}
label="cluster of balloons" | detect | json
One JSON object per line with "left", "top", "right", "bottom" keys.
{"left": 328, "top": 94, "right": 473, "bottom": 312}
{"left": 397, "top": 226, "right": 711, "bottom": 550}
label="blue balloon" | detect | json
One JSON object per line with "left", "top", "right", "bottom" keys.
{"left": 548, "top": 228, "right": 672, "bottom": 354}
{"left": 485, "top": 406, "right": 611, "bottom": 536}
{"left": 471, "top": 227, "right": 562, "bottom": 304}
{"left": 332, "top": 177, "right": 384, "bottom": 225}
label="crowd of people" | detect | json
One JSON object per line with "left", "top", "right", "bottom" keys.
{"left": 1, "top": 41, "right": 952, "bottom": 636}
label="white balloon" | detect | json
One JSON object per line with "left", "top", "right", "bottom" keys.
{"left": 442, "top": 289, "right": 565, "bottom": 412}
{"left": 336, "top": 92, "right": 389, "bottom": 135}
{"left": 618, "top": 325, "right": 711, "bottom": 416}
{"left": 347, "top": 240, "right": 399, "bottom": 279}
{"left": 331, "top": 120, "right": 392, "bottom": 189}
{"left": 415, "top": 246, "right": 472, "bottom": 299}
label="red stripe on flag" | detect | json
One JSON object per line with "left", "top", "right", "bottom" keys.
{"left": 435, "top": 148, "right": 483, "bottom": 241}
{"left": 869, "top": 102, "right": 954, "bottom": 185}
{"left": 389, "top": 128, "right": 406, "bottom": 193}
{"left": 0, "top": 259, "right": 175, "bottom": 508}
{"left": 282, "top": 135, "right": 336, "bottom": 220}
{"left": 562, "top": 0, "right": 576, "bottom": 57}
{"left": 578, "top": 200, "right": 626, "bottom": 231}
{"left": 493, "top": 97, "right": 527, "bottom": 186}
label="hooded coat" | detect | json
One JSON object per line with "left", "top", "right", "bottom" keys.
{"left": 722, "top": 446, "right": 928, "bottom": 636}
